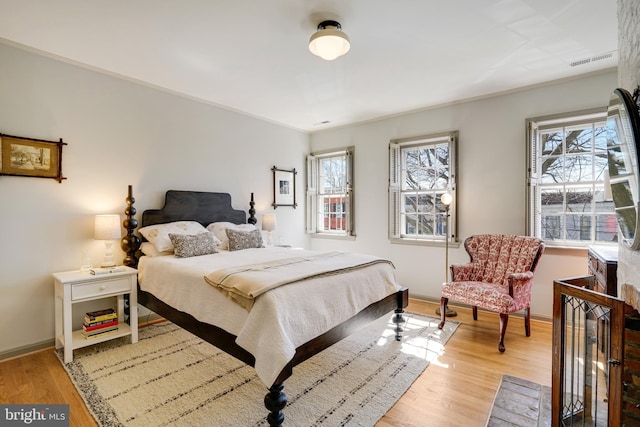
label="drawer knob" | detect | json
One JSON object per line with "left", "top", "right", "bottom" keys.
{"left": 100, "top": 285, "right": 107, "bottom": 291}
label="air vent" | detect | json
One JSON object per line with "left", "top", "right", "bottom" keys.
{"left": 570, "top": 51, "right": 615, "bottom": 67}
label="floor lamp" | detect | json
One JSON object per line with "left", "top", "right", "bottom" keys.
{"left": 436, "top": 192, "right": 457, "bottom": 317}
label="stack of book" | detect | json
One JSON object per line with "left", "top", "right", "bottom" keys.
{"left": 82, "top": 308, "right": 118, "bottom": 339}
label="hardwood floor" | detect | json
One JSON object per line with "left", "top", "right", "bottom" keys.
{"left": 0, "top": 299, "right": 552, "bottom": 426}
{"left": 378, "top": 299, "right": 552, "bottom": 426}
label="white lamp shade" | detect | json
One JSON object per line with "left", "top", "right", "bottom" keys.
{"left": 309, "top": 21, "right": 350, "bottom": 61}
{"left": 262, "top": 213, "right": 277, "bottom": 232}
{"left": 94, "top": 214, "right": 122, "bottom": 240}
{"left": 441, "top": 192, "right": 453, "bottom": 206}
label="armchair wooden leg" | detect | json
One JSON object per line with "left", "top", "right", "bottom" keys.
{"left": 498, "top": 313, "right": 508, "bottom": 353}
{"left": 524, "top": 307, "right": 531, "bottom": 337}
{"left": 438, "top": 297, "right": 448, "bottom": 329}
{"left": 472, "top": 306, "right": 478, "bottom": 321}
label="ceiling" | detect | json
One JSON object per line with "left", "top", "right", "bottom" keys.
{"left": 0, "top": 0, "right": 618, "bottom": 133}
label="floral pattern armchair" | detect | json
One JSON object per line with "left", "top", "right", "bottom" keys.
{"left": 437, "top": 234, "right": 545, "bottom": 352}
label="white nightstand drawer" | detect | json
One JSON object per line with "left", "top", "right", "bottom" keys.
{"left": 72, "top": 277, "right": 132, "bottom": 300}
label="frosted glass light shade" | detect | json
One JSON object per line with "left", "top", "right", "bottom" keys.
{"left": 441, "top": 192, "right": 453, "bottom": 206}
{"left": 309, "top": 21, "right": 350, "bottom": 61}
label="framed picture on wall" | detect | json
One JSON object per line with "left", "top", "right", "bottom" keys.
{"left": 0, "top": 133, "right": 67, "bottom": 182}
{"left": 272, "top": 166, "right": 297, "bottom": 208}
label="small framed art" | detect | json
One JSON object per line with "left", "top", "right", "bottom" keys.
{"left": 272, "top": 166, "right": 297, "bottom": 208}
{"left": 0, "top": 133, "right": 67, "bottom": 182}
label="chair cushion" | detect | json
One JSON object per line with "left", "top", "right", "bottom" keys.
{"left": 441, "top": 280, "right": 528, "bottom": 314}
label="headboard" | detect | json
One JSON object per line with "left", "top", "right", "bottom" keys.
{"left": 141, "top": 190, "right": 248, "bottom": 228}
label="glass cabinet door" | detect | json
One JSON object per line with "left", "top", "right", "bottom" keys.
{"left": 552, "top": 276, "right": 624, "bottom": 427}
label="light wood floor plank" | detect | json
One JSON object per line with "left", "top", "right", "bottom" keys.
{"left": 0, "top": 299, "right": 551, "bottom": 426}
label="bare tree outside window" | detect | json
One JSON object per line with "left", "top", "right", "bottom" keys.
{"left": 529, "top": 112, "right": 617, "bottom": 246}
{"left": 389, "top": 132, "right": 457, "bottom": 243}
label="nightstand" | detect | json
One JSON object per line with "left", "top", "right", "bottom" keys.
{"left": 53, "top": 266, "right": 138, "bottom": 363}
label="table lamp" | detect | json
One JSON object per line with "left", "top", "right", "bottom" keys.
{"left": 95, "top": 214, "right": 122, "bottom": 267}
{"left": 262, "top": 213, "right": 277, "bottom": 246}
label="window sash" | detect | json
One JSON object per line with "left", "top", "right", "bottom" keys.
{"left": 306, "top": 148, "right": 354, "bottom": 236}
{"left": 527, "top": 109, "right": 617, "bottom": 247}
{"left": 389, "top": 132, "right": 457, "bottom": 243}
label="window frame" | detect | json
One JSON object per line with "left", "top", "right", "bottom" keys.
{"left": 306, "top": 147, "right": 355, "bottom": 238}
{"left": 389, "top": 131, "right": 457, "bottom": 245}
{"left": 526, "top": 107, "right": 618, "bottom": 248}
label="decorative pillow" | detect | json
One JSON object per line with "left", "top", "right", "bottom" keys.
{"left": 140, "top": 242, "right": 173, "bottom": 257}
{"left": 169, "top": 232, "right": 218, "bottom": 258}
{"left": 226, "top": 228, "right": 263, "bottom": 251}
{"left": 138, "top": 221, "right": 207, "bottom": 252}
{"left": 207, "top": 222, "right": 256, "bottom": 250}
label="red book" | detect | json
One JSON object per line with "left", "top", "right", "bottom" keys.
{"left": 83, "top": 319, "right": 118, "bottom": 332}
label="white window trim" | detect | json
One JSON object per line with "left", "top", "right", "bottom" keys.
{"left": 306, "top": 147, "right": 355, "bottom": 238}
{"left": 389, "top": 131, "right": 458, "bottom": 246}
{"left": 526, "top": 107, "right": 616, "bottom": 249}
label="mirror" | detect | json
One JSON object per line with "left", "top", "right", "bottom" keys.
{"left": 606, "top": 88, "right": 640, "bottom": 249}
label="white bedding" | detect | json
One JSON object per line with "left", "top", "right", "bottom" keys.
{"left": 137, "top": 247, "right": 401, "bottom": 387}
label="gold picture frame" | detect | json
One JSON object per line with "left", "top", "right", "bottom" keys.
{"left": 272, "top": 166, "right": 297, "bottom": 208}
{"left": 0, "top": 133, "right": 67, "bottom": 182}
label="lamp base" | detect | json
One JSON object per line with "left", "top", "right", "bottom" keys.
{"left": 436, "top": 307, "right": 458, "bottom": 317}
{"left": 101, "top": 241, "right": 116, "bottom": 267}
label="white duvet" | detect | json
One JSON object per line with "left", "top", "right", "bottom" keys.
{"left": 137, "top": 247, "right": 401, "bottom": 387}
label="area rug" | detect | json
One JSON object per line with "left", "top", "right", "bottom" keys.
{"left": 57, "top": 312, "right": 458, "bottom": 427}
{"left": 486, "top": 375, "right": 551, "bottom": 427}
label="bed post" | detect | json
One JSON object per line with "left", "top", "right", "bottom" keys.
{"left": 248, "top": 192, "right": 257, "bottom": 225}
{"left": 264, "top": 382, "right": 286, "bottom": 426}
{"left": 393, "top": 288, "right": 408, "bottom": 341}
{"left": 121, "top": 185, "right": 141, "bottom": 267}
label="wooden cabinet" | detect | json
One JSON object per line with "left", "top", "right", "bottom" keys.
{"left": 587, "top": 245, "right": 618, "bottom": 296}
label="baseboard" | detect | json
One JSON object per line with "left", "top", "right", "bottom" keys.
{"left": 0, "top": 313, "right": 166, "bottom": 362}
{"left": 0, "top": 339, "right": 55, "bottom": 362}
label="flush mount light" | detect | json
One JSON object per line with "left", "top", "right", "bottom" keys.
{"left": 308, "top": 20, "right": 350, "bottom": 61}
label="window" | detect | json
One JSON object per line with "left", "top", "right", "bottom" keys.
{"left": 306, "top": 147, "right": 354, "bottom": 237}
{"left": 389, "top": 132, "right": 457, "bottom": 243}
{"left": 527, "top": 109, "right": 617, "bottom": 247}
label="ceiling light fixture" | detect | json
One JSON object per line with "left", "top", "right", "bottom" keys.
{"left": 308, "top": 20, "right": 350, "bottom": 61}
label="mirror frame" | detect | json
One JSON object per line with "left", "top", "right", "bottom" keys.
{"left": 607, "top": 87, "right": 640, "bottom": 249}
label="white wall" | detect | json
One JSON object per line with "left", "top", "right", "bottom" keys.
{"left": 0, "top": 42, "right": 309, "bottom": 355}
{"left": 309, "top": 70, "right": 618, "bottom": 319}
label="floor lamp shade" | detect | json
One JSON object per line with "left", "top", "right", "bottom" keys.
{"left": 95, "top": 214, "right": 122, "bottom": 267}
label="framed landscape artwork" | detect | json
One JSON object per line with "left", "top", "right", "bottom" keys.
{"left": 272, "top": 166, "right": 297, "bottom": 208}
{"left": 0, "top": 133, "right": 66, "bottom": 182}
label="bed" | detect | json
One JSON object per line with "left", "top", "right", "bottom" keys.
{"left": 125, "top": 189, "right": 409, "bottom": 426}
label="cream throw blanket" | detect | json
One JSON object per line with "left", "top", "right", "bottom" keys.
{"left": 204, "top": 251, "right": 394, "bottom": 311}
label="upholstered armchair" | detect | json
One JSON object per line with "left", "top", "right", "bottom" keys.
{"left": 438, "top": 234, "right": 545, "bottom": 352}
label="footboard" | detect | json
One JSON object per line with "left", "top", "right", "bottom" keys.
{"left": 139, "top": 285, "right": 408, "bottom": 426}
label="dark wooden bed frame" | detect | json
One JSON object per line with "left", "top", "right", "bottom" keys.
{"left": 122, "top": 188, "right": 408, "bottom": 426}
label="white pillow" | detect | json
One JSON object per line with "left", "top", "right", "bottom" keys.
{"left": 140, "top": 242, "right": 174, "bottom": 257}
{"left": 138, "top": 221, "right": 208, "bottom": 252}
{"left": 206, "top": 222, "right": 256, "bottom": 250}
